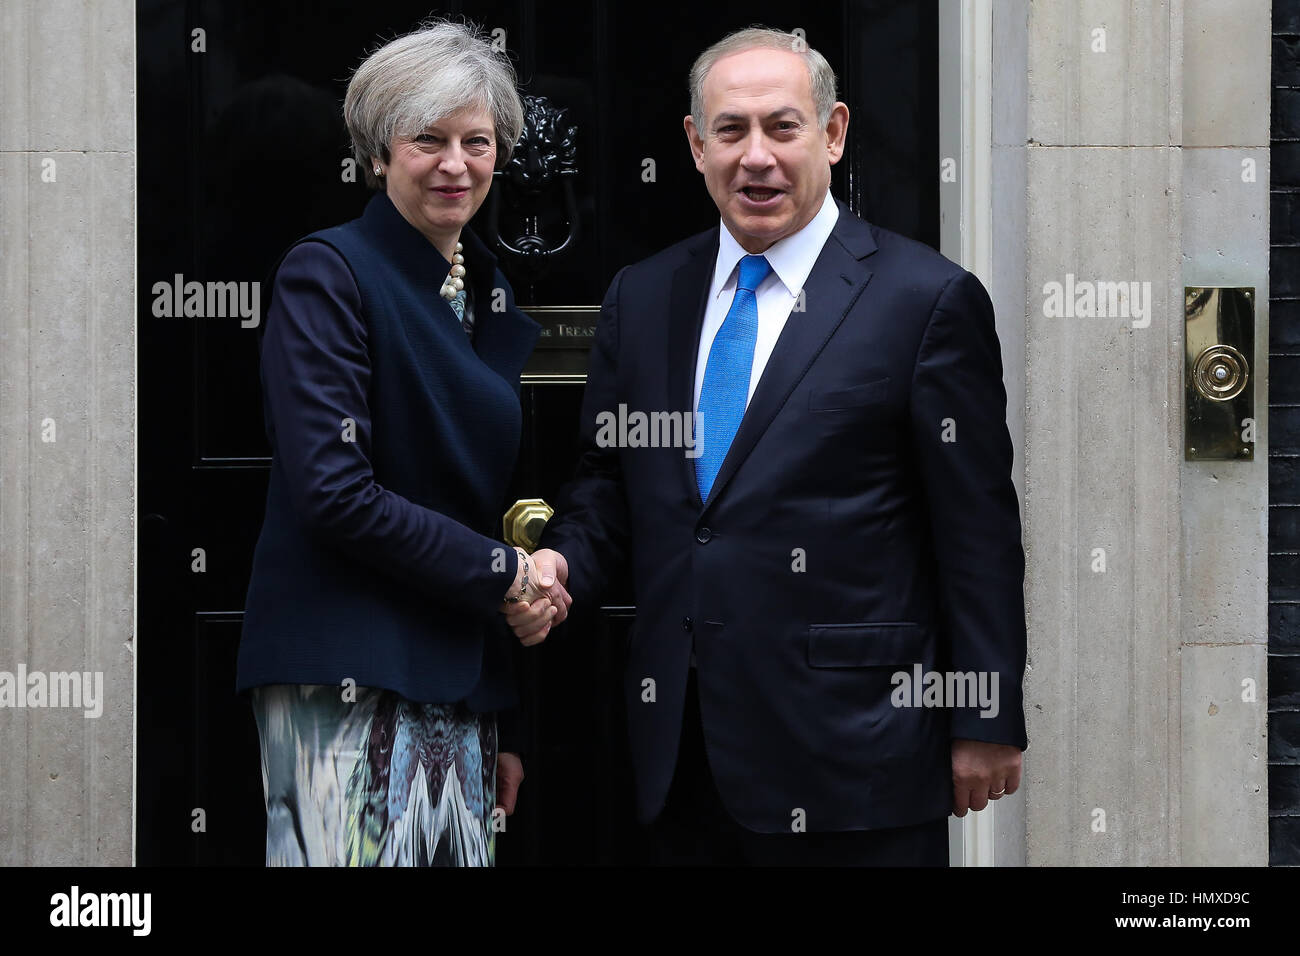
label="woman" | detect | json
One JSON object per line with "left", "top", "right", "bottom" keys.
{"left": 237, "top": 19, "right": 569, "bottom": 867}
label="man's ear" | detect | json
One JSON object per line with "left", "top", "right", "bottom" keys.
{"left": 683, "top": 114, "right": 706, "bottom": 173}
{"left": 825, "top": 102, "right": 850, "bottom": 166}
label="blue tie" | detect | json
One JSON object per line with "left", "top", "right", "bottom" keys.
{"left": 695, "top": 254, "right": 772, "bottom": 502}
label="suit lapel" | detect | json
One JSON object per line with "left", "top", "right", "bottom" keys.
{"left": 667, "top": 228, "right": 721, "bottom": 510}
{"left": 463, "top": 226, "right": 540, "bottom": 388}
{"left": 701, "top": 202, "right": 878, "bottom": 513}
{"left": 355, "top": 194, "right": 539, "bottom": 387}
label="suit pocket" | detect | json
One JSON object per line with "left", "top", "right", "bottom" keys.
{"left": 806, "top": 622, "right": 927, "bottom": 668}
{"left": 808, "top": 377, "right": 890, "bottom": 411}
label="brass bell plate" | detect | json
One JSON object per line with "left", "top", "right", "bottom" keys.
{"left": 503, "top": 498, "right": 555, "bottom": 552}
{"left": 1184, "top": 287, "right": 1254, "bottom": 461}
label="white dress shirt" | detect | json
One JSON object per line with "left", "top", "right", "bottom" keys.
{"left": 693, "top": 190, "right": 840, "bottom": 415}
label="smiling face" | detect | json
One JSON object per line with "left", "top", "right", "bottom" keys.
{"left": 685, "top": 48, "right": 848, "bottom": 253}
{"left": 377, "top": 105, "right": 497, "bottom": 255}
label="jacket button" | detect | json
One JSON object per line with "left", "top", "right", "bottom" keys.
{"left": 682, "top": 616, "right": 693, "bottom": 632}
{"left": 695, "top": 527, "right": 712, "bottom": 544}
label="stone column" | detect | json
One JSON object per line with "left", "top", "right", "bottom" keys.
{"left": 1176, "top": 0, "right": 1271, "bottom": 867}
{"left": 0, "top": 0, "right": 136, "bottom": 866}
{"left": 1010, "top": 0, "right": 1270, "bottom": 864}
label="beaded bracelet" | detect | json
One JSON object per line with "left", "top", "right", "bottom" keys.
{"left": 504, "top": 547, "right": 530, "bottom": 604}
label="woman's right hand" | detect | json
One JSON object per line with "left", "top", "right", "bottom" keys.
{"left": 500, "top": 548, "right": 572, "bottom": 646}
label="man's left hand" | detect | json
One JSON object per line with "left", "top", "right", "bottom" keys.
{"left": 951, "top": 738, "right": 1021, "bottom": 817}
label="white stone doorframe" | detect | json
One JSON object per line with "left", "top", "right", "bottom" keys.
{"left": 939, "top": 0, "right": 1002, "bottom": 867}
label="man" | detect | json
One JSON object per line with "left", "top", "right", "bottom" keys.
{"left": 504, "top": 26, "right": 1027, "bottom": 865}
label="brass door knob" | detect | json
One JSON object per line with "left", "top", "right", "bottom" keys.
{"left": 504, "top": 498, "right": 554, "bottom": 552}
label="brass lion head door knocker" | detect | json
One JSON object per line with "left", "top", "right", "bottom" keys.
{"left": 484, "top": 94, "right": 580, "bottom": 287}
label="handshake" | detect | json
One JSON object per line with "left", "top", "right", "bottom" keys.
{"left": 499, "top": 548, "right": 572, "bottom": 646}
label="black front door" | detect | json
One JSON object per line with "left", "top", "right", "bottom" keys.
{"left": 136, "top": 0, "right": 938, "bottom": 865}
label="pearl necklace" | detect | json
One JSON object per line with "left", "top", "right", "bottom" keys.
{"left": 440, "top": 242, "right": 467, "bottom": 300}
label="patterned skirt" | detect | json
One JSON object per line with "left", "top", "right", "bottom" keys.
{"left": 250, "top": 684, "right": 497, "bottom": 866}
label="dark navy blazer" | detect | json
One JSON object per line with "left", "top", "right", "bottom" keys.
{"left": 237, "top": 191, "right": 539, "bottom": 715}
{"left": 540, "top": 200, "right": 1028, "bottom": 833}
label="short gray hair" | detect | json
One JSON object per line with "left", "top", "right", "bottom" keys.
{"left": 344, "top": 18, "right": 524, "bottom": 189}
{"left": 689, "top": 26, "right": 838, "bottom": 133}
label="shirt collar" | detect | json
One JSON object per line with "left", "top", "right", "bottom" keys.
{"left": 710, "top": 189, "right": 840, "bottom": 301}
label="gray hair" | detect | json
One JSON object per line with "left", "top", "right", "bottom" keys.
{"left": 344, "top": 18, "right": 524, "bottom": 189}
{"left": 689, "top": 25, "right": 838, "bottom": 133}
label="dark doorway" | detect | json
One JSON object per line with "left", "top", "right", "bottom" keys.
{"left": 136, "top": 0, "right": 939, "bottom": 864}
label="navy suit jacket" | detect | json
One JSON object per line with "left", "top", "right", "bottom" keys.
{"left": 237, "top": 192, "right": 539, "bottom": 715}
{"left": 540, "top": 200, "right": 1028, "bottom": 833}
